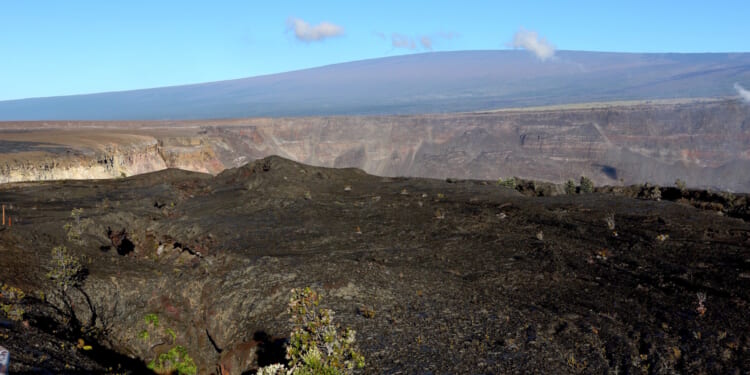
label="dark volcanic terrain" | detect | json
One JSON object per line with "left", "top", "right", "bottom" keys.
{"left": 1, "top": 156, "right": 749, "bottom": 374}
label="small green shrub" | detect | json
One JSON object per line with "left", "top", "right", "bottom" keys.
{"left": 258, "top": 287, "right": 365, "bottom": 375}
{"left": 564, "top": 179, "right": 577, "bottom": 195}
{"left": 640, "top": 183, "right": 661, "bottom": 201}
{"left": 0, "top": 283, "right": 26, "bottom": 322}
{"left": 144, "top": 313, "right": 160, "bottom": 327}
{"left": 257, "top": 364, "right": 287, "bottom": 375}
{"left": 719, "top": 191, "right": 736, "bottom": 203}
{"left": 64, "top": 208, "right": 91, "bottom": 245}
{"left": 649, "top": 186, "right": 662, "bottom": 201}
{"left": 140, "top": 313, "right": 193, "bottom": 374}
{"left": 675, "top": 178, "right": 687, "bottom": 192}
{"left": 497, "top": 177, "right": 517, "bottom": 189}
{"left": 0, "top": 303, "right": 24, "bottom": 322}
{"left": 166, "top": 327, "right": 177, "bottom": 344}
{"left": 147, "top": 345, "right": 197, "bottom": 375}
{"left": 46, "top": 245, "right": 87, "bottom": 328}
{"left": 47, "top": 245, "right": 83, "bottom": 293}
{"left": 138, "top": 330, "right": 150, "bottom": 340}
{"left": 579, "top": 176, "right": 594, "bottom": 194}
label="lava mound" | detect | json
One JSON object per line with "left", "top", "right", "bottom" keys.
{"left": 0, "top": 156, "right": 749, "bottom": 373}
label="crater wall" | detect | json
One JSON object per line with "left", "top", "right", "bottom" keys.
{"left": 1, "top": 99, "right": 748, "bottom": 191}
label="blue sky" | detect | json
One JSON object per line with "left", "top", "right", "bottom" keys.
{"left": 1, "top": 1, "right": 749, "bottom": 101}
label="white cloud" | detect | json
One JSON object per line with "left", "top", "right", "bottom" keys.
{"left": 420, "top": 36, "right": 433, "bottom": 50}
{"left": 735, "top": 83, "right": 750, "bottom": 103}
{"left": 287, "top": 17, "right": 344, "bottom": 42}
{"left": 384, "top": 31, "right": 457, "bottom": 51}
{"left": 391, "top": 33, "right": 416, "bottom": 50}
{"left": 511, "top": 27, "right": 555, "bottom": 61}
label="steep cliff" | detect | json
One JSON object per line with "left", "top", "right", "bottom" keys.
{"left": 0, "top": 138, "right": 167, "bottom": 183}
{"left": 1, "top": 99, "right": 748, "bottom": 191}
{"left": 203, "top": 99, "right": 750, "bottom": 191}
{"left": 0, "top": 133, "right": 231, "bottom": 184}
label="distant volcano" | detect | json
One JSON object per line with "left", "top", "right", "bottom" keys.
{"left": 1, "top": 50, "right": 750, "bottom": 120}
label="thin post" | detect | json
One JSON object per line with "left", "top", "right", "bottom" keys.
{"left": 2, "top": 205, "right": 4, "bottom": 226}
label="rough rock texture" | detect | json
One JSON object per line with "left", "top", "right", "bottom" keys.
{"left": 2, "top": 99, "right": 749, "bottom": 191}
{"left": 1, "top": 156, "right": 749, "bottom": 374}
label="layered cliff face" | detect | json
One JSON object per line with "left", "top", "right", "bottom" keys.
{"left": 0, "top": 132, "right": 228, "bottom": 184}
{"left": 1, "top": 98, "right": 748, "bottom": 191}
{"left": 204, "top": 99, "right": 750, "bottom": 191}
{"left": 0, "top": 136, "right": 167, "bottom": 183}
{"left": 156, "top": 137, "right": 227, "bottom": 174}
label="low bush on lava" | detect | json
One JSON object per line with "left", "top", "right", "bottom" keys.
{"left": 139, "top": 313, "right": 197, "bottom": 375}
{"left": 579, "top": 176, "right": 594, "bottom": 193}
{"left": 64, "top": 208, "right": 92, "bottom": 245}
{"left": 258, "top": 287, "right": 365, "bottom": 375}
{"left": 0, "top": 283, "right": 26, "bottom": 322}
{"left": 640, "top": 183, "right": 662, "bottom": 201}
{"left": 497, "top": 177, "right": 517, "bottom": 189}
{"left": 148, "top": 345, "right": 197, "bottom": 375}
{"left": 47, "top": 245, "right": 83, "bottom": 294}
{"left": 565, "top": 179, "right": 577, "bottom": 194}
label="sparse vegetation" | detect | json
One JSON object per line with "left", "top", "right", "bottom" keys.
{"left": 0, "top": 283, "right": 26, "bottom": 322}
{"left": 605, "top": 212, "right": 616, "bottom": 231}
{"left": 719, "top": 191, "right": 736, "bottom": 204}
{"left": 497, "top": 177, "right": 517, "bottom": 189}
{"left": 64, "top": 208, "right": 92, "bottom": 245}
{"left": 46, "top": 244, "right": 88, "bottom": 329}
{"left": 357, "top": 305, "right": 376, "bottom": 319}
{"left": 166, "top": 327, "right": 177, "bottom": 344}
{"left": 144, "top": 313, "right": 160, "bottom": 327}
{"left": 696, "top": 292, "right": 707, "bottom": 316}
{"left": 258, "top": 364, "right": 288, "bottom": 375}
{"left": 47, "top": 245, "right": 83, "bottom": 293}
{"left": 579, "top": 176, "right": 594, "bottom": 193}
{"left": 564, "top": 179, "right": 577, "bottom": 195}
{"left": 641, "top": 183, "right": 662, "bottom": 201}
{"left": 675, "top": 178, "right": 687, "bottom": 192}
{"left": 140, "top": 313, "right": 195, "bottom": 375}
{"left": 651, "top": 186, "right": 662, "bottom": 201}
{"left": 138, "top": 330, "right": 150, "bottom": 340}
{"left": 258, "top": 287, "right": 365, "bottom": 374}
{"left": 147, "top": 345, "right": 197, "bottom": 375}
